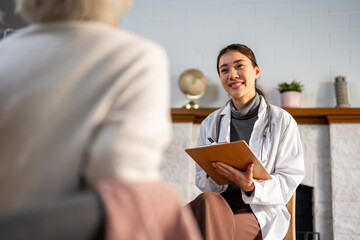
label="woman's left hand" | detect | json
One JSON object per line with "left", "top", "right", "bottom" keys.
{"left": 212, "top": 162, "right": 255, "bottom": 192}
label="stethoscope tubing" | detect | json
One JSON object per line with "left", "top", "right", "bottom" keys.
{"left": 214, "top": 102, "right": 272, "bottom": 162}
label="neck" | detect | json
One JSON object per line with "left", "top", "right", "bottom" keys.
{"left": 232, "top": 93, "right": 256, "bottom": 110}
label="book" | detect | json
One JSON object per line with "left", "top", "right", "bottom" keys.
{"left": 185, "top": 140, "right": 272, "bottom": 185}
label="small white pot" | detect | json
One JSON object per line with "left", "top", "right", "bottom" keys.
{"left": 280, "top": 91, "right": 301, "bottom": 108}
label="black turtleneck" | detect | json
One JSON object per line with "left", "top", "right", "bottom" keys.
{"left": 221, "top": 93, "right": 261, "bottom": 209}
{"left": 230, "top": 93, "right": 260, "bottom": 144}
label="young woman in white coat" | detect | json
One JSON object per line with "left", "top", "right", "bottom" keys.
{"left": 188, "top": 44, "right": 305, "bottom": 240}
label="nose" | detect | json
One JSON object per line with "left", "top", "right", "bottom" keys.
{"left": 229, "top": 68, "right": 238, "bottom": 79}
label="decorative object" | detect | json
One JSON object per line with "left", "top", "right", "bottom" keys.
{"left": 277, "top": 80, "right": 304, "bottom": 108}
{"left": 334, "top": 76, "right": 350, "bottom": 108}
{"left": 178, "top": 69, "right": 206, "bottom": 109}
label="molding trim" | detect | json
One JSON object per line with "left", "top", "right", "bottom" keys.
{"left": 171, "top": 108, "right": 360, "bottom": 124}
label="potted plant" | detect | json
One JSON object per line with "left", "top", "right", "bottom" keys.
{"left": 277, "top": 80, "right": 304, "bottom": 108}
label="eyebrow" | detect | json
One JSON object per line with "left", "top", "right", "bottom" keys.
{"left": 219, "top": 59, "right": 246, "bottom": 69}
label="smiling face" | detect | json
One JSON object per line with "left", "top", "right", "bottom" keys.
{"left": 218, "top": 50, "right": 260, "bottom": 110}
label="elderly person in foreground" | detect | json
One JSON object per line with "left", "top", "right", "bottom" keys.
{"left": 0, "top": 0, "right": 201, "bottom": 239}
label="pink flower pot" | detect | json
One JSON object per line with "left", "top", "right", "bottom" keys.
{"left": 280, "top": 91, "right": 301, "bottom": 108}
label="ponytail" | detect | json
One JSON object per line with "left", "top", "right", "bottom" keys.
{"left": 255, "top": 86, "right": 266, "bottom": 100}
{"left": 255, "top": 80, "right": 266, "bottom": 100}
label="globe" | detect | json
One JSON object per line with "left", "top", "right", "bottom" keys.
{"left": 178, "top": 69, "right": 206, "bottom": 109}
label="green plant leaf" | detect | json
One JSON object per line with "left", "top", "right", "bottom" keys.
{"left": 277, "top": 80, "right": 304, "bottom": 93}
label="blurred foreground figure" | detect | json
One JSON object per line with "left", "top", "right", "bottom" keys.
{"left": 0, "top": 0, "right": 201, "bottom": 239}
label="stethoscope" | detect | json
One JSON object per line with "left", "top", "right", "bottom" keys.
{"left": 212, "top": 101, "right": 272, "bottom": 162}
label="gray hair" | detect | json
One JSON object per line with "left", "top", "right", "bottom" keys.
{"left": 15, "top": 0, "right": 132, "bottom": 24}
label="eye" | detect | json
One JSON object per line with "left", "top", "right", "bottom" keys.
{"left": 220, "top": 68, "right": 228, "bottom": 73}
{"left": 236, "top": 64, "right": 244, "bottom": 69}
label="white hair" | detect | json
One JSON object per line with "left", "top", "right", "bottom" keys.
{"left": 15, "top": 0, "right": 132, "bottom": 24}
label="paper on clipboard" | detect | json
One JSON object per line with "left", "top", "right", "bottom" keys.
{"left": 185, "top": 140, "right": 271, "bottom": 185}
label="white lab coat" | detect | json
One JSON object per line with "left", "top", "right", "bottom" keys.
{"left": 195, "top": 96, "right": 305, "bottom": 240}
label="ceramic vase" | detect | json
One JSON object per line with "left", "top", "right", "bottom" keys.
{"left": 280, "top": 91, "right": 301, "bottom": 108}
{"left": 334, "top": 76, "right": 350, "bottom": 108}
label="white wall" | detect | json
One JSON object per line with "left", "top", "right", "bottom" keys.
{"left": 121, "top": 0, "right": 360, "bottom": 108}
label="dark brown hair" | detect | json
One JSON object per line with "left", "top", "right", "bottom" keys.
{"left": 216, "top": 44, "right": 265, "bottom": 98}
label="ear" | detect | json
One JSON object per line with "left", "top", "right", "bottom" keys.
{"left": 255, "top": 66, "right": 261, "bottom": 79}
{"left": 114, "top": 0, "right": 133, "bottom": 27}
{"left": 120, "top": 0, "right": 133, "bottom": 15}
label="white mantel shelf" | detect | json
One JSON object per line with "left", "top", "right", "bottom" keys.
{"left": 171, "top": 108, "right": 360, "bottom": 124}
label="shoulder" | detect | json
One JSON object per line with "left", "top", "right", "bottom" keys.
{"left": 114, "top": 28, "right": 167, "bottom": 59}
{"left": 82, "top": 24, "right": 169, "bottom": 75}
{"left": 201, "top": 104, "right": 228, "bottom": 128}
{"left": 70, "top": 22, "right": 168, "bottom": 64}
{"left": 268, "top": 103, "right": 297, "bottom": 129}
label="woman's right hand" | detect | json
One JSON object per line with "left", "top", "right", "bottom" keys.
{"left": 212, "top": 162, "right": 255, "bottom": 192}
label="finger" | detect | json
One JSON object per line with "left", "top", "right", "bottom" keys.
{"left": 214, "top": 164, "right": 235, "bottom": 179}
{"left": 215, "top": 162, "right": 237, "bottom": 172}
{"left": 214, "top": 163, "right": 231, "bottom": 175}
{"left": 246, "top": 163, "right": 254, "bottom": 174}
{"left": 215, "top": 163, "right": 237, "bottom": 177}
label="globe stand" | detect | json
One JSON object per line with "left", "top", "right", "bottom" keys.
{"left": 183, "top": 100, "right": 199, "bottom": 109}
{"left": 178, "top": 69, "right": 206, "bottom": 110}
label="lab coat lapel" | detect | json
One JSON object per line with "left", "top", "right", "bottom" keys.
{"left": 217, "top": 103, "right": 231, "bottom": 143}
{"left": 249, "top": 97, "right": 268, "bottom": 160}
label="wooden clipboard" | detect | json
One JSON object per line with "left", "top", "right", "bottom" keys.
{"left": 185, "top": 140, "right": 272, "bottom": 185}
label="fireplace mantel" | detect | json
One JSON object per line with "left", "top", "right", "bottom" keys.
{"left": 168, "top": 108, "right": 360, "bottom": 239}
{"left": 171, "top": 108, "right": 360, "bottom": 124}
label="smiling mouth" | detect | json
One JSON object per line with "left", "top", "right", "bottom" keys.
{"left": 229, "top": 82, "right": 244, "bottom": 88}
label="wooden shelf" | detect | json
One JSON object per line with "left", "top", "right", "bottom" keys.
{"left": 171, "top": 107, "right": 360, "bottom": 125}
